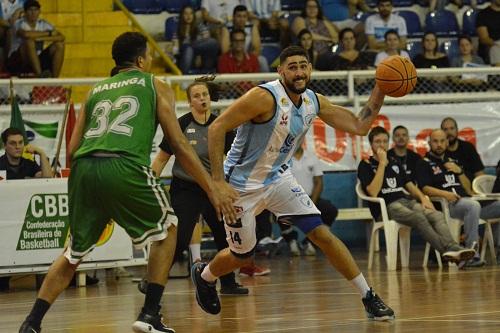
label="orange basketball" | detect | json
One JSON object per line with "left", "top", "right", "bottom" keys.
{"left": 375, "top": 55, "right": 417, "bottom": 97}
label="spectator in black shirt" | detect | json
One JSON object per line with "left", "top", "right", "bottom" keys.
{"left": 476, "top": 0, "right": 500, "bottom": 65}
{"left": 0, "top": 127, "right": 52, "bottom": 291}
{"left": 387, "top": 125, "right": 421, "bottom": 183}
{"left": 441, "top": 117, "right": 485, "bottom": 193}
{"left": 0, "top": 127, "right": 51, "bottom": 179}
{"left": 417, "top": 129, "right": 500, "bottom": 267}
{"left": 358, "top": 127, "right": 474, "bottom": 262}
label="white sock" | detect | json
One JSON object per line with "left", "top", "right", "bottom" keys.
{"left": 201, "top": 263, "right": 217, "bottom": 283}
{"left": 349, "top": 273, "right": 370, "bottom": 298}
{"left": 189, "top": 244, "right": 201, "bottom": 262}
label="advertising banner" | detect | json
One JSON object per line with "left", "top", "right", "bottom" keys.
{"left": 0, "top": 178, "right": 132, "bottom": 267}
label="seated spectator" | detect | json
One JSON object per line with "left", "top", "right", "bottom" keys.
{"left": 218, "top": 29, "right": 259, "bottom": 95}
{"left": 280, "top": 145, "right": 338, "bottom": 256}
{"left": 416, "top": 129, "right": 500, "bottom": 267}
{"left": 374, "top": 29, "right": 410, "bottom": 67}
{"left": 358, "top": 127, "right": 475, "bottom": 263}
{"left": 476, "top": 0, "right": 500, "bottom": 66}
{"left": 387, "top": 125, "right": 421, "bottom": 183}
{"left": 245, "top": 0, "right": 291, "bottom": 48}
{"left": 221, "top": 5, "right": 269, "bottom": 72}
{"left": 0, "top": 0, "right": 24, "bottom": 70}
{"left": 365, "top": 0, "right": 407, "bottom": 52}
{"left": 218, "top": 28, "right": 259, "bottom": 74}
{"left": 413, "top": 32, "right": 449, "bottom": 92}
{"left": 291, "top": 0, "right": 339, "bottom": 57}
{"left": 414, "top": 33, "right": 449, "bottom": 68}
{"left": 200, "top": 0, "right": 240, "bottom": 42}
{"left": 0, "top": 127, "right": 51, "bottom": 179}
{"left": 320, "top": 0, "right": 370, "bottom": 49}
{"left": 297, "top": 28, "right": 318, "bottom": 68}
{"left": 6, "top": 0, "right": 65, "bottom": 77}
{"left": 319, "top": 28, "right": 374, "bottom": 70}
{"left": 175, "top": 5, "right": 219, "bottom": 74}
{"left": 0, "top": 126, "right": 52, "bottom": 291}
{"left": 450, "top": 35, "right": 488, "bottom": 90}
{"left": 429, "top": 0, "right": 475, "bottom": 13}
{"left": 441, "top": 117, "right": 485, "bottom": 191}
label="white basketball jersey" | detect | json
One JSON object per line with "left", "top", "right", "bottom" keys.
{"left": 224, "top": 80, "right": 320, "bottom": 191}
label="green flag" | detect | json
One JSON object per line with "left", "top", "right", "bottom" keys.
{"left": 10, "top": 95, "right": 28, "bottom": 142}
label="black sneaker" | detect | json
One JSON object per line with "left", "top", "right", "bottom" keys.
{"left": 132, "top": 310, "right": 175, "bottom": 333}
{"left": 362, "top": 288, "right": 395, "bottom": 321}
{"left": 138, "top": 278, "right": 148, "bottom": 294}
{"left": 443, "top": 245, "right": 476, "bottom": 263}
{"left": 191, "top": 262, "right": 220, "bottom": 314}
{"left": 220, "top": 282, "right": 249, "bottom": 295}
{"left": 19, "top": 321, "right": 41, "bottom": 333}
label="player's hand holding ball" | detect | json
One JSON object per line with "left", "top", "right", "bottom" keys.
{"left": 375, "top": 55, "right": 417, "bottom": 97}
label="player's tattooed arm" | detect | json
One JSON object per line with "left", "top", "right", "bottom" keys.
{"left": 357, "top": 104, "right": 373, "bottom": 121}
{"left": 317, "top": 86, "right": 384, "bottom": 136}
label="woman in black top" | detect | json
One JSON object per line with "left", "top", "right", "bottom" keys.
{"left": 413, "top": 32, "right": 450, "bottom": 93}
{"left": 413, "top": 32, "right": 450, "bottom": 68}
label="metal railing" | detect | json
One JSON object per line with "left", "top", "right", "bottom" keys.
{"left": 0, "top": 67, "right": 499, "bottom": 115}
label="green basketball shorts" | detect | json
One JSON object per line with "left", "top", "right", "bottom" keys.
{"left": 64, "top": 156, "right": 177, "bottom": 264}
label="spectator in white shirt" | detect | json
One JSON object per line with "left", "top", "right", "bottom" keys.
{"left": 6, "top": 0, "right": 64, "bottom": 77}
{"left": 365, "top": 0, "right": 407, "bottom": 52}
{"left": 374, "top": 29, "right": 410, "bottom": 66}
{"left": 0, "top": 0, "right": 24, "bottom": 69}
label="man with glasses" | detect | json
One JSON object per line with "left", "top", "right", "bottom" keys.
{"left": 218, "top": 28, "right": 259, "bottom": 74}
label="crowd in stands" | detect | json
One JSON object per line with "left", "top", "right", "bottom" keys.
{"left": 0, "top": 0, "right": 65, "bottom": 78}
{"left": 156, "top": 0, "right": 500, "bottom": 76}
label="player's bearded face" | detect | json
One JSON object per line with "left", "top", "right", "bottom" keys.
{"left": 281, "top": 59, "right": 311, "bottom": 94}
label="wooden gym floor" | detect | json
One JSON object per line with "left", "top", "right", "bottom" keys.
{"left": 1, "top": 249, "right": 500, "bottom": 333}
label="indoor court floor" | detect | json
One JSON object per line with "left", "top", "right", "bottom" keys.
{"left": 2, "top": 249, "right": 500, "bottom": 333}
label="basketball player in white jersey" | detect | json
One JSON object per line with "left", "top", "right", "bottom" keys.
{"left": 192, "top": 46, "right": 395, "bottom": 321}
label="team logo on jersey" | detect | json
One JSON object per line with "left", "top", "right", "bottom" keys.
{"left": 303, "top": 97, "right": 311, "bottom": 105}
{"left": 432, "top": 165, "right": 442, "bottom": 175}
{"left": 304, "top": 113, "right": 315, "bottom": 126}
{"left": 280, "top": 134, "right": 296, "bottom": 153}
{"left": 445, "top": 174, "right": 456, "bottom": 185}
{"left": 386, "top": 177, "right": 397, "bottom": 188}
{"left": 187, "top": 128, "right": 195, "bottom": 133}
{"left": 392, "top": 165, "right": 400, "bottom": 174}
{"left": 280, "top": 97, "right": 289, "bottom": 107}
{"left": 291, "top": 186, "right": 302, "bottom": 193}
{"left": 300, "top": 196, "right": 313, "bottom": 208}
{"left": 280, "top": 113, "right": 289, "bottom": 126}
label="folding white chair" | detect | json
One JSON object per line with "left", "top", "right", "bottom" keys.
{"left": 431, "top": 196, "right": 496, "bottom": 263}
{"left": 473, "top": 174, "right": 499, "bottom": 262}
{"left": 355, "top": 183, "right": 411, "bottom": 271}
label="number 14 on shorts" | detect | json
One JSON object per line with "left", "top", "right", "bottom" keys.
{"left": 229, "top": 231, "right": 242, "bottom": 245}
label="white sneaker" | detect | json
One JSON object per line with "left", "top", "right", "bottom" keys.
{"left": 289, "top": 240, "right": 300, "bottom": 256}
{"left": 304, "top": 242, "right": 316, "bottom": 256}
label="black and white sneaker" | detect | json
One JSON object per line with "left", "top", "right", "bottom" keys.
{"left": 191, "top": 262, "right": 221, "bottom": 314}
{"left": 19, "top": 321, "right": 41, "bottom": 333}
{"left": 132, "top": 310, "right": 175, "bottom": 333}
{"left": 443, "top": 245, "right": 476, "bottom": 263}
{"left": 362, "top": 288, "right": 395, "bottom": 321}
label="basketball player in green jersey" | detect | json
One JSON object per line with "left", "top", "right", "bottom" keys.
{"left": 19, "top": 32, "right": 238, "bottom": 333}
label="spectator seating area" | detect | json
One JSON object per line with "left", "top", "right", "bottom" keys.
{"left": 120, "top": 0, "right": 494, "bottom": 75}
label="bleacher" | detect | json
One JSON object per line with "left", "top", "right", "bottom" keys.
{"left": 119, "top": 0, "right": 495, "bottom": 78}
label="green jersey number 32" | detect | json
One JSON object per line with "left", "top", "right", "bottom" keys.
{"left": 85, "top": 96, "right": 140, "bottom": 138}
